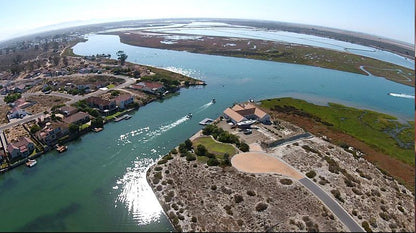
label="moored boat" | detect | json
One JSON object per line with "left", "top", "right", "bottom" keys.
{"left": 26, "top": 159, "right": 37, "bottom": 167}
{"left": 56, "top": 144, "right": 68, "bottom": 153}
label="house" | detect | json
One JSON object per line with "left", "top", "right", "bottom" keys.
{"left": 7, "top": 137, "right": 35, "bottom": 159}
{"left": 58, "top": 106, "right": 78, "bottom": 117}
{"left": 63, "top": 111, "right": 90, "bottom": 125}
{"left": 36, "top": 114, "right": 51, "bottom": 127}
{"left": 11, "top": 98, "right": 32, "bottom": 109}
{"left": 86, "top": 96, "right": 117, "bottom": 114}
{"left": 7, "top": 107, "right": 28, "bottom": 120}
{"left": 223, "top": 103, "right": 271, "bottom": 124}
{"left": 115, "top": 94, "right": 134, "bottom": 109}
{"left": 36, "top": 122, "right": 69, "bottom": 145}
{"left": 135, "top": 81, "right": 165, "bottom": 94}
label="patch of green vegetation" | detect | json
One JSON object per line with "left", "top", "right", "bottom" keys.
{"left": 261, "top": 98, "right": 414, "bottom": 165}
{"left": 193, "top": 136, "right": 237, "bottom": 158}
{"left": 106, "top": 84, "right": 116, "bottom": 89}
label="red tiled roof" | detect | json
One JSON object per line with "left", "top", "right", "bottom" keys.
{"left": 114, "top": 94, "right": 132, "bottom": 103}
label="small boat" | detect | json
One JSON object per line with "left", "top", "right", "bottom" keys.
{"left": 124, "top": 114, "right": 132, "bottom": 120}
{"left": 93, "top": 127, "right": 103, "bottom": 132}
{"left": 26, "top": 159, "right": 37, "bottom": 167}
{"left": 186, "top": 113, "right": 192, "bottom": 119}
{"left": 56, "top": 144, "right": 68, "bottom": 153}
{"left": 212, "top": 98, "right": 216, "bottom": 104}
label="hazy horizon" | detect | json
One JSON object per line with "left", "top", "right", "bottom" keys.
{"left": 0, "top": 0, "right": 414, "bottom": 44}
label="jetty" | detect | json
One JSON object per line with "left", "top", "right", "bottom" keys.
{"left": 199, "top": 118, "right": 214, "bottom": 125}
{"left": 56, "top": 144, "right": 67, "bottom": 153}
{"left": 114, "top": 114, "right": 132, "bottom": 122}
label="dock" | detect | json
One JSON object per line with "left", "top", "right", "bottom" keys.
{"left": 199, "top": 118, "right": 214, "bottom": 125}
{"left": 114, "top": 114, "right": 131, "bottom": 122}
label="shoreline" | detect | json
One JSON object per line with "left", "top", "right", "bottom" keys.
{"left": 146, "top": 100, "right": 414, "bottom": 232}
{"left": 108, "top": 31, "right": 414, "bottom": 87}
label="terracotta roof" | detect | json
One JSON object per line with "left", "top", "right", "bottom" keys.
{"left": 223, "top": 108, "right": 246, "bottom": 123}
{"left": 63, "top": 111, "right": 90, "bottom": 124}
{"left": 86, "top": 96, "right": 114, "bottom": 106}
{"left": 114, "top": 94, "right": 132, "bottom": 103}
{"left": 7, "top": 137, "right": 33, "bottom": 152}
{"left": 140, "top": 81, "right": 164, "bottom": 89}
{"left": 231, "top": 104, "right": 245, "bottom": 111}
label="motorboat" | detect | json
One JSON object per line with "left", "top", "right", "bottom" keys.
{"left": 186, "top": 113, "right": 192, "bottom": 119}
{"left": 212, "top": 98, "right": 216, "bottom": 104}
{"left": 26, "top": 159, "right": 37, "bottom": 167}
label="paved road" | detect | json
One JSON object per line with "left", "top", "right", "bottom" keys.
{"left": 299, "top": 178, "right": 364, "bottom": 232}
{"left": 0, "top": 113, "right": 45, "bottom": 131}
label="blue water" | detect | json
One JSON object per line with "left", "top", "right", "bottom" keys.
{"left": 0, "top": 33, "right": 413, "bottom": 232}
{"left": 133, "top": 23, "right": 415, "bottom": 69}
{"left": 76, "top": 34, "right": 414, "bottom": 120}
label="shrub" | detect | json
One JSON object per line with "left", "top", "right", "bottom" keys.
{"left": 157, "top": 159, "right": 167, "bottom": 165}
{"left": 397, "top": 206, "right": 405, "bottom": 213}
{"left": 306, "top": 170, "right": 316, "bottom": 178}
{"left": 255, "top": 202, "right": 268, "bottom": 212}
{"left": 247, "top": 190, "right": 256, "bottom": 196}
{"left": 362, "top": 221, "right": 372, "bottom": 232}
{"left": 238, "top": 142, "right": 250, "bottom": 152}
{"left": 184, "top": 139, "right": 193, "bottom": 150}
{"left": 195, "top": 144, "right": 207, "bottom": 156}
{"left": 154, "top": 166, "right": 163, "bottom": 171}
{"left": 178, "top": 143, "right": 187, "bottom": 154}
{"left": 186, "top": 153, "right": 196, "bottom": 161}
{"left": 379, "top": 212, "right": 390, "bottom": 221}
{"left": 210, "top": 185, "right": 217, "bottom": 190}
{"left": 191, "top": 216, "right": 197, "bottom": 223}
{"left": 280, "top": 178, "right": 293, "bottom": 185}
{"left": 234, "top": 194, "right": 244, "bottom": 203}
{"left": 170, "top": 148, "right": 178, "bottom": 154}
{"left": 221, "top": 153, "right": 231, "bottom": 166}
{"left": 331, "top": 189, "right": 344, "bottom": 202}
{"left": 207, "top": 157, "right": 220, "bottom": 166}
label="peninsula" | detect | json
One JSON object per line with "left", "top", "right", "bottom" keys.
{"left": 147, "top": 100, "right": 414, "bottom": 232}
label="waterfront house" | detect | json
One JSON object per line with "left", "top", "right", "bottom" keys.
{"left": 135, "top": 81, "right": 165, "bottom": 95}
{"left": 63, "top": 111, "right": 91, "bottom": 125}
{"left": 223, "top": 103, "right": 270, "bottom": 124}
{"left": 36, "top": 122, "right": 69, "bottom": 145}
{"left": 58, "top": 105, "right": 78, "bottom": 117}
{"left": 7, "top": 137, "right": 35, "bottom": 159}
{"left": 115, "top": 94, "right": 134, "bottom": 109}
{"left": 86, "top": 96, "right": 117, "bottom": 115}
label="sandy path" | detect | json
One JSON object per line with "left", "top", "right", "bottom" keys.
{"left": 232, "top": 152, "right": 304, "bottom": 179}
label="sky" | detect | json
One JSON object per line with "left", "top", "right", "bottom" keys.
{"left": 0, "top": 0, "right": 414, "bottom": 44}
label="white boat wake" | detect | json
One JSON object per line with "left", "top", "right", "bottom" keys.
{"left": 388, "top": 93, "right": 415, "bottom": 99}
{"left": 196, "top": 101, "right": 213, "bottom": 113}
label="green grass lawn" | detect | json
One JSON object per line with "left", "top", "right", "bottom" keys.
{"left": 106, "top": 84, "right": 116, "bottom": 89}
{"left": 261, "top": 97, "right": 415, "bottom": 165}
{"left": 193, "top": 136, "right": 237, "bottom": 159}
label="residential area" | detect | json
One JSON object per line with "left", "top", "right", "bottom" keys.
{"left": 0, "top": 35, "right": 204, "bottom": 172}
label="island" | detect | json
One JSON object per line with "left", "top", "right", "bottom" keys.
{"left": 147, "top": 99, "right": 414, "bottom": 232}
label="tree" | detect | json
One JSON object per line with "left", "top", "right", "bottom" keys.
{"left": 195, "top": 144, "right": 207, "bottom": 157}
{"left": 184, "top": 139, "right": 193, "bottom": 150}
{"left": 4, "top": 93, "right": 21, "bottom": 103}
{"left": 91, "top": 117, "right": 104, "bottom": 128}
{"left": 117, "top": 50, "right": 128, "bottom": 65}
{"left": 239, "top": 142, "right": 250, "bottom": 152}
{"left": 207, "top": 157, "right": 220, "bottom": 166}
{"left": 178, "top": 143, "right": 187, "bottom": 154}
{"left": 30, "top": 124, "right": 41, "bottom": 134}
{"left": 69, "top": 123, "right": 80, "bottom": 134}
{"left": 222, "top": 153, "right": 231, "bottom": 166}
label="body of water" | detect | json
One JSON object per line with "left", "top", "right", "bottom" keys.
{"left": 0, "top": 33, "right": 413, "bottom": 231}
{"left": 110, "top": 22, "right": 415, "bottom": 69}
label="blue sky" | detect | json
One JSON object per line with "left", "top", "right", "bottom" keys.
{"left": 0, "top": 0, "right": 414, "bottom": 43}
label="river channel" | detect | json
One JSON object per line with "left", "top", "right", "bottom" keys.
{"left": 0, "top": 33, "right": 413, "bottom": 231}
